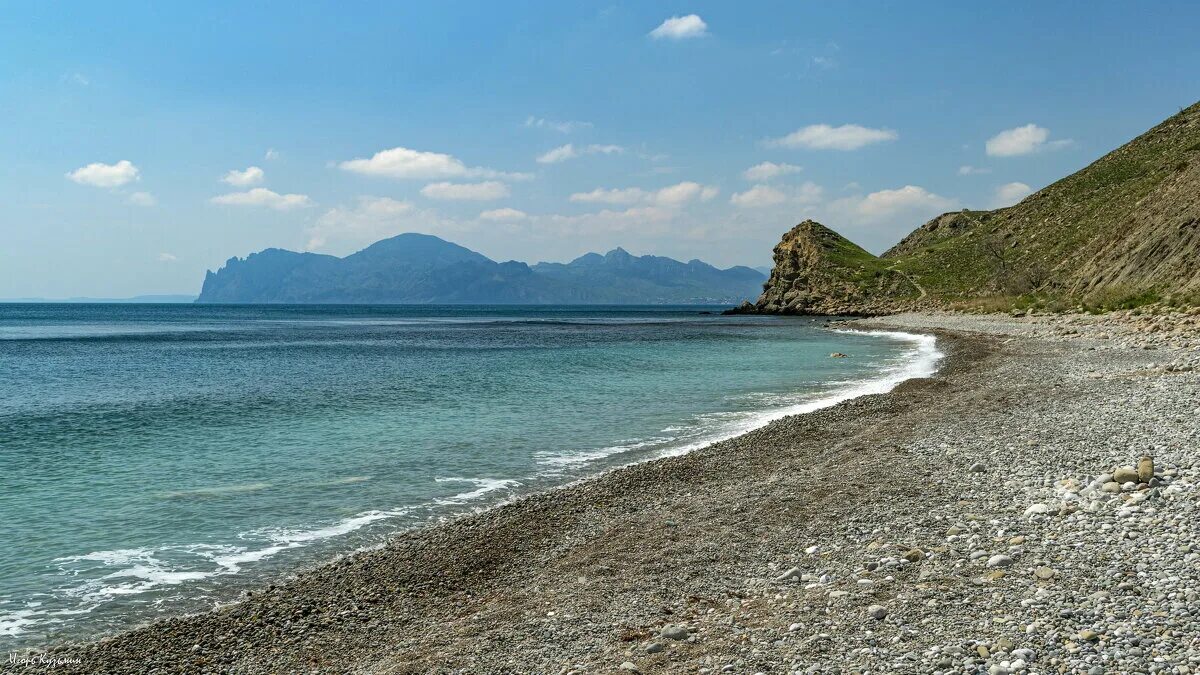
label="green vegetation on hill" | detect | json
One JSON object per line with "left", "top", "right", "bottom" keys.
{"left": 743, "top": 101, "right": 1200, "bottom": 315}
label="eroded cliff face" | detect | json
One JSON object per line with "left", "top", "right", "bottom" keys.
{"left": 730, "top": 220, "right": 921, "bottom": 316}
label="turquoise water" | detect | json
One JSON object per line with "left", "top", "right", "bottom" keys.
{"left": 0, "top": 304, "right": 939, "bottom": 648}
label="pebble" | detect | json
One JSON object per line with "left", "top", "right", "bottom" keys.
{"left": 660, "top": 624, "right": 689, "bottom": 640}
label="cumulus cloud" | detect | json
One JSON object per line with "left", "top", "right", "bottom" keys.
{"left": 569, "top": 181, "right": 717, "bottom": 206}
{"left": 66, "top": 160, "right": 140, "bottom": 187}
{"left": 420, "top": 181, "right": 510, "bottom": 201}
{"left": 338, "top": 146, "right": 528, "bottom": 180}
{"left": 569, "top": 187, "right": 647, "bottom": 205}
{"left": 730, "top": 185, "right": 786, "bottom": 208}
{"left": 542, "top": 206, "right": 678, "bottom": 236}
{"left": 958, "top": 165, "right": 991, "bottom": 175}
{"left": 306, "top": 196, "right": 417, "bottom": 251}
{"left": 830, "top": 185, "right": 956, "bottom": 224}
{"left": 730, "top": 182, "right": 823, "bottom": 208}
{"left": 210, "top": 188, "right": 314, "bottom": 211}
{"left": 535, "top": 143, "right": 625, "bottom": 164}
{"left": 128, "top": 191, "right": 156, "bottom": 207}
{"left": 985, "top": 124, "right": 1071, "bottom": 157}
{"left": 221, "top": 166, "right": 264, "bottom": 186}
{"left": 743, "top": 162, "right": 802, "bottom": 181}
{"left": 537, "top": 144, "right": 578, "bottom": 164}
{"left": 767, "top": 124, "right": 898, "bottom": 151}
{"left": 524, "top": 117, "right": 592, "bottom": 134}
{"left": 264, "top": 148, "right": 279, "bottom": 160}
{"left": 991, "top": 181, "right": 1033, "bottom": 208}
{"left": 649, "top": 14, "right": 708, "bottom": 40}
{"left": 479, "top": 208, "right": 527, "bottom": 221}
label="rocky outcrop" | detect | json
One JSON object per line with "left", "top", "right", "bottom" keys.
{"left": 743, "top": 101, "right": 1200, "bottom": 315}
{"left": 728, "top": 220, "right": 920, "bottom": 315}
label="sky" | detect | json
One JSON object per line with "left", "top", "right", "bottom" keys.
{"left": 2, "top": 2, "right": 1199, "bottom": 298}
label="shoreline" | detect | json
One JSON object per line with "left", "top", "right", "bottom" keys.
{"left": 9, "top": 310, "right": 1200, "bottom": 673}
{"left": 0, "top": 321, "right": 938, "bottom": 653}
{"left": 7, "top": 322, "right": 976, "bottom": 670}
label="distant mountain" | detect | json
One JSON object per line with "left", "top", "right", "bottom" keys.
{"left": 529, "top": 248, "right": 766, "bottom": 304}
{"left": 196, "top": 233, "right": 765, "bottom": 304}
{"left": 2, "top": 294, "right": 197, "bottom": 304}
{"left": 735, "top": 100, "right": 1200, "bottom": 315}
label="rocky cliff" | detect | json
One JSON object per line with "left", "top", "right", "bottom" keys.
{"left": 739, "top": 101, "right": 1200, "bottom": 315}
{"left": 728, "top": 220, "right": 919, "bottom": 315}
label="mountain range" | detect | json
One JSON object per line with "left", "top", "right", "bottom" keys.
{"left": 735, "top": 100, "right": 1200, "bottom": 315}
{"left": 196, "top": 234, "right": 766, "bottom": 304}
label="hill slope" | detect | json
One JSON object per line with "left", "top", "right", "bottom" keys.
{"left": 739, "top": 101, "right": 1200, "bottom": 314}
{"left": 196, "top": 234, "right": 765, "bottom": 304}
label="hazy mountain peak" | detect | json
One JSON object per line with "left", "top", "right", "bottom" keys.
{"left": 198, "top": 234, "right": 765, "bottom": 305}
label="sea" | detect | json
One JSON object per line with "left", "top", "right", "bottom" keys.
{"left": 0, "top": 303, "right": 941, "bottom": 649}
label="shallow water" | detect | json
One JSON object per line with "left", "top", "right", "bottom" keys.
{"left": 0, "top": 304, "right": 939, "bottom": 647}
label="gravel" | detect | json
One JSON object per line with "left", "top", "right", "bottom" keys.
{"left": 9, "top": 308, "right": 1199, "bottom": 674}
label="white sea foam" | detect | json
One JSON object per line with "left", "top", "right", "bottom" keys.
{"left": 535, "top": 329, "right": 942, "bottom": 468}
{"left": 433, "top": 477, "right": 520, "bottom": 504}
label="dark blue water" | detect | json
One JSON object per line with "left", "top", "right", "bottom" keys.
{"left": 0, "top": 304, "right": 939, "bottom": 647}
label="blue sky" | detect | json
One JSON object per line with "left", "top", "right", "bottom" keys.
{"left": 2, "top": 2, "right": 1198, "bottom": 298}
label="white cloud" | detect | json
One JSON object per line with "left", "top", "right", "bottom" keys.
{"left": 991, "top": 181, "right": 1033, "bottom": 208}
{"left": 537, "top": 144, "right": 578, "bottom": 164}
{"left": 338, "top": 146, "right": 528, "bottom": 180}
{"left": 210, "top": 187, "right": 314, "bottom": 211}
{"left": 743, "top": 161, "right": 802, "bottom": 181}
{"left": 66, "top": 160, "right": 140, "bottom": 187}
{"left": 542, "top": 206, "right": 678, "bottom": 236}
{"left": 655, "top": 181, "right": 718, "bottom": 205}
{"left": 535, "top": 143, "right": 624, "bottom": 164}
{"left": 569, "top": 181, "right": 717, "bottom": 206}
{"left": 588, "top": 144, "right": 625, "bottom": 155}
{"left": 768, "top": 124, "right": 898, "bottom": 151}
{"left": 524, "top": 116, "right": 592, "bottom": 134}
{"left": 570, "top": 187, "right": 647, "bottom": 204}
{"left": 128, "top": 191, "right": 156, "bottom": 207}
{"left": 730, "top": 185, "right": 786, "bottom": 208}
{"left": 958, "top": 165, "right": 991, "bottom": 175}
{"left": 649, "top": 14, "right": 708, "bottom": 40}
{"left": 420, "top": 181, "right": 510, "bottom": 201}
{"left": 730, "top": 181, "right": 823, "bottom": 208}
{"left": 157, "top": 252, "right": 177, "bottom": 262}
{"left": 985, "top": 124, "right": 1071, "bottom": 157}
{"left": 479, "top": 207, "right": 527, "bottom": 221}
{"left": 264, "top": 148, "right": 279, "bottom": 160}
{"left": 221, "top": 166, "right": 264, "bottom": 187}
{"left": 831, "top": 185, "right": 956, "bottom": 224}
{"left": 306, "top": 196, "right": 417, "bottom": 251}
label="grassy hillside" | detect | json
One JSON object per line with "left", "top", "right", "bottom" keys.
{"left": 745, "top": 101, "right": 1200, "bottom": 315}
{"left": 882, "top": 101, "right": 1200, "bottom": 309}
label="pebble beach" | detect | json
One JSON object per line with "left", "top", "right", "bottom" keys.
{"left": 9, "top": 310, "right": 1200, "bottom": 674}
